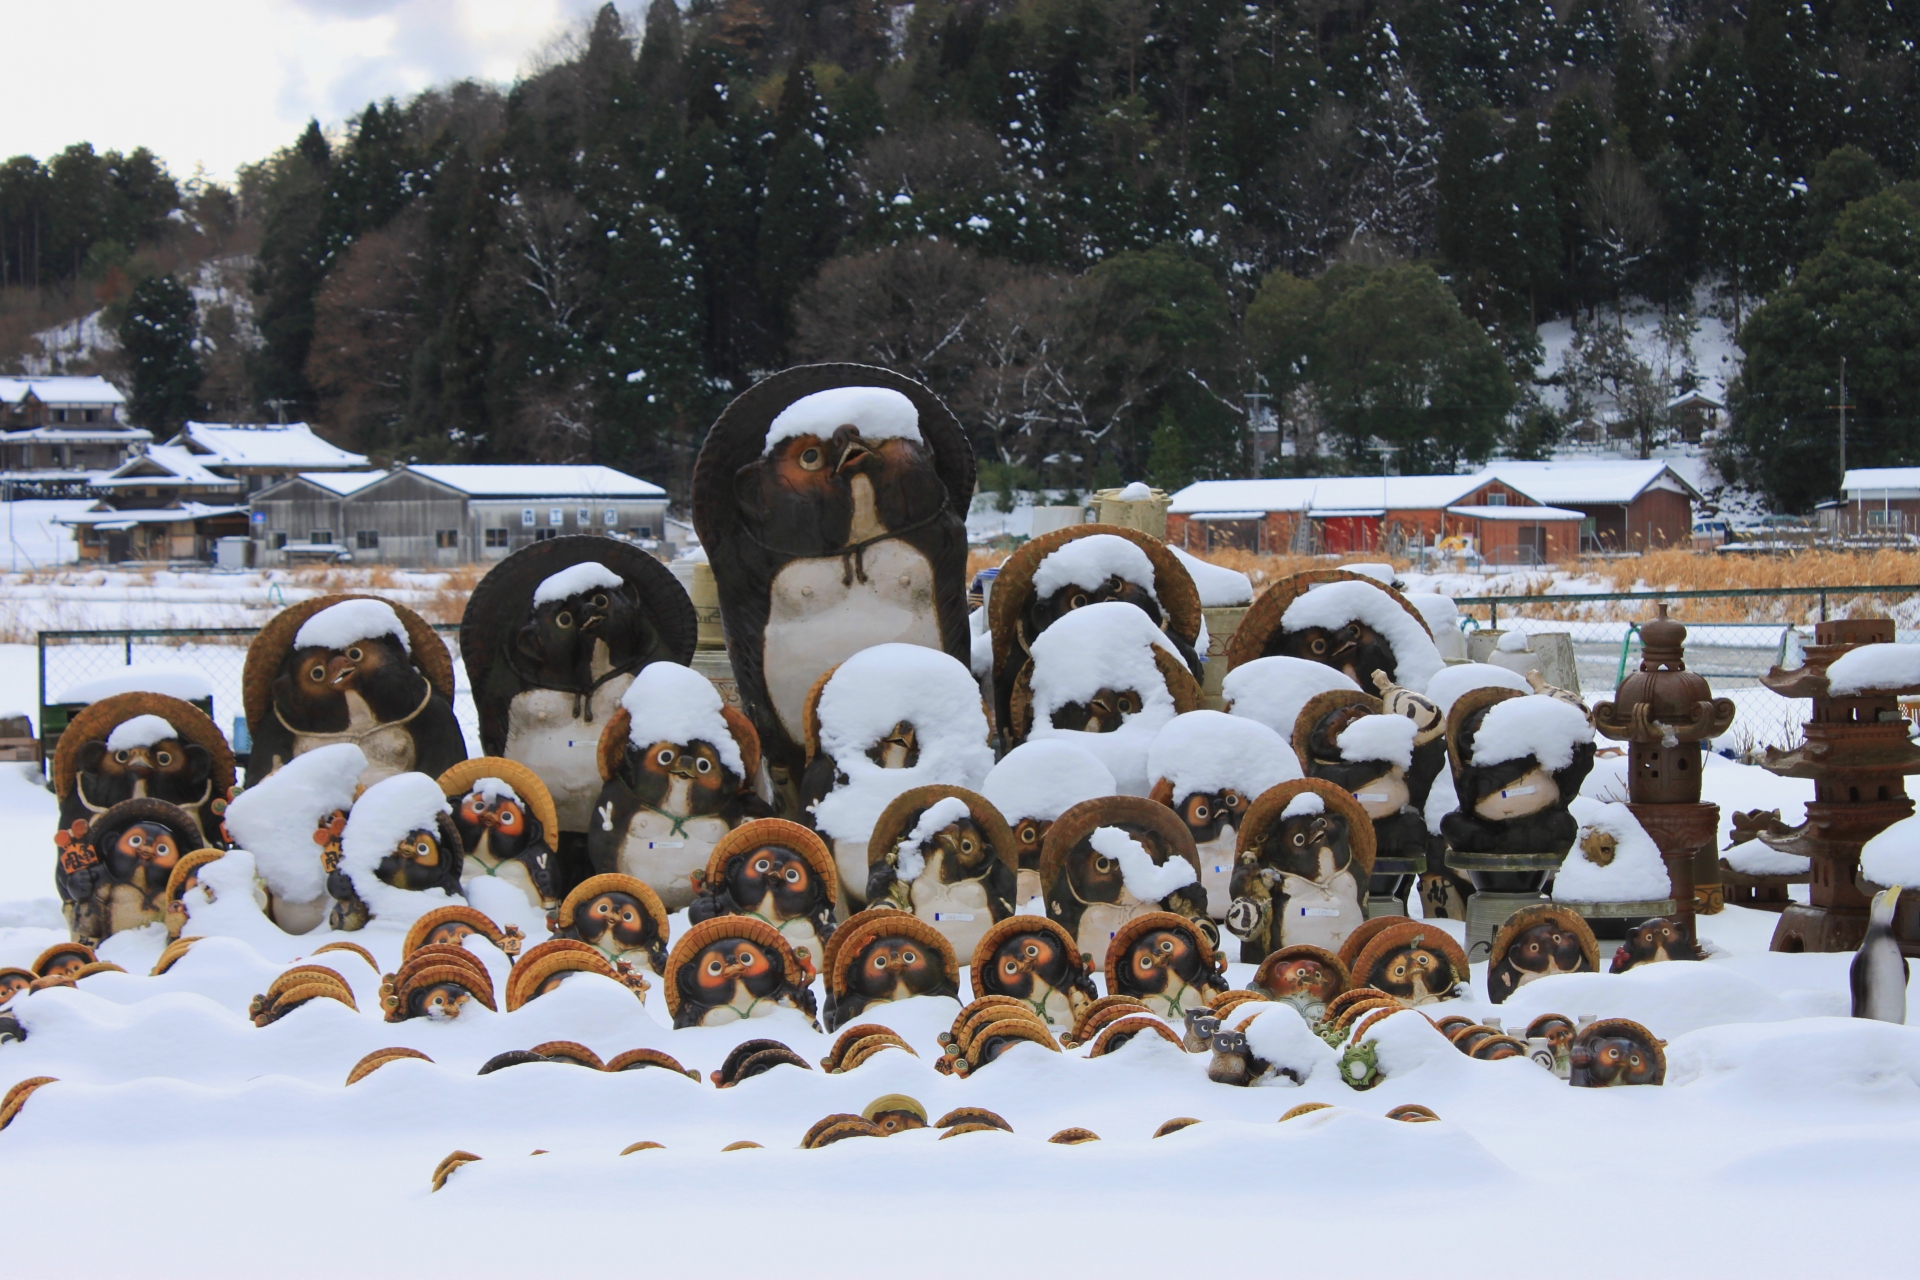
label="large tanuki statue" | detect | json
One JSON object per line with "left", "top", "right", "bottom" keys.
{"left": 461, "top": 536, "right": 696, "bottom": 886}
{"left": 53, "top": 693, "right": 234, "bottom": 850}
{"left": 1440, "top": 689, "right": 1595, "bottom": 857}
{"left": 1225, "top": 778, "right": 1375, "bottom": 963}
{"left": 54, "top": 798, "right": 205, "bottom": 945}
{"left": 1226, "top": 570, "right": 1445, "bottom": 694}
{"left": 1040, "top": 795, "right": 1207, "bottom": 967}
{"left": 243, "top": 595, "right": 466, "bottom": 789}
{"left": 691, "top": 366, "right": 975, "bottom": 791}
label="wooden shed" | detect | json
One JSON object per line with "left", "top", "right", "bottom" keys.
{"left": 1482, "top": 460, "right": 1700, "bottom": 551}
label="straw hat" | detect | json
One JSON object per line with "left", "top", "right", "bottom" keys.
{"left": 1490, "top": 903, "right": 1601, "bottom": 974}
{"left": 312, "top": 940, "right": 379, "bottom": 972}
{"left": 553, "top": 873, "right": 670, "bottom": 943}
{"left": 1102, "top": 911, "right": 1219, "bottom": 996}
{"left": 436, "top": 758, "right": 561, "bottom": 846}
{"left": 1571, "top": 1017, "right": 1667, "bottom": 1085}
{"left": 1225, "top": 569, "right": 1431, "bottom": 672}
{"left": 819, "top": 905, "right": 908, "bottom": 984}
{"left": 1086, "top": 1015, "right": 1181, "bottom": 1058}
{"left": 1446, "top": 686, "right": 1527, "bottom": 776}
{"left": 345, "top": 1047, "right": 433, "bottom": 1085}
{"left": 31, "top": 942, "right": 96, "bottom": 976}
{"left": 530, "top": 1040, "right": 605, "bottom": 1069}
{"left": 824, "top": 911, "right": 958, "bottom": 997}
{"left": 704, "top": 819, "right": 836, "bottom": 893}
{"left": 1338, "top": 915, "right": 1412, "bottom": 971}
{"left": 824, "top": 1023, "right": 912, "bottom": 1072}
{"left": 867, "top": 784, "right": 1017, "bottom": 876}
{"left": 401, "top": 905, "right": 511, "bottom": 959}
{"left": 503, "top": 941, "right": 621, "bottom": 1012}
{"left": 604, "top": 1048, "right": 699, "bottom": 1078}
{"left": 1038, "top": 795, "right": 1201, "bottom": 916}
{"left": 596, "top": 699, "right": 761, "bottom": 787}
{"left": 1006, "top": 646, "right": 1203, "bottom": 744}
{"left": 969, "top": 915, "right": 1086, "bottom": 1000}
{"left": 1290, "top": 689, "right": 1386, "bottom": 766}
{"left": 934, "top": 1106, "right": 1013, "bottom": 1132}
{"left": 1351, "top": 922, "right": 1472, "bottom": 1002}
{"left": 52, "top": 691, "right": 235, "bottom": 808}
{"left": 1236, "top": 778, "right": 1377, "bottom": 882}
{"left": 712, "top": 1038, "right": 812, "bottom": 1088}
{"left": 662, "top": 917, "right": 807, "bottom": 1019}
{"left": 861, "top": 1093, "right": 927, "bottom": 1125}
{"left": 243, "top": 593, "right": 454, "bottom": 734}
{"left": 385, "top": 955, "right": 499, "bottom": 1020}
{"left": 1251, "top": 944, "right": 1352, "bottom": 1001}
{"left": 803, "top": 1115, "right": 884, "bottom": 1148}
{"left": 0, "top": 1077, "right": 57, "bottom": 1130}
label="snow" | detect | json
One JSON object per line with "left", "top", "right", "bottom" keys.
{"left": 1826, "top": 643, "right": 1920, "bottom": 696}
{"left": 892, "top": 797, "right": 975, "bottom": 883}
{"left": 1031, "top": 534, "right": 1155, "bottom": 600}
{"left": 1089, "top": 826, "right": 1195, "bottom": 901}
{"left": 621, "top": 662, "right": 743, "bottom": 777}
{"left": 0, "top": 375, "right": 124, "bottom": 407}
{"left": 1557, "top": 798, "right": 1674, "bottom": 902}
{"left": 763, "top": 386, "right": 921, "bottom": 454}
{"left": 1238, "top": 1003, "right": 1339, "bottom": 1083}
{"left": 1028, "top": 603, "right": 1183, "bottom": 794}
{"left": 1424, "top": 661, "right": 1531, "bottom": 712}
{"left": 335, "top": 772, "right": 458, "bottom": 925}
{"left": 223, "top": 743, "right": 366, "bottom": 904}
{"left": 56, "top": 663, "right": 215, "bottom": 704}
{"left": 406, "top": 465, "right": 666, "bottom": 498}
{"left": 1281, "top": 792, "right": 1325, "bottom": 820}
{"left": 1169, "top": 474, "right": 1488, "bottom": 515}
{"left": 1860, "top": 814, "right": 1920, "bottom": 888}
{"left": 293, "top": 599, "right": 410, "bottom": 655}
{"left": 1147, "top": 711, "right": 1299, "bottom": 802}
{"left": 531, "top": 561, "right": 624, "bottom": 606}
{"left": 0, "top": 499, "right": 92, "bottom": 568}
{"left": 1221, "top": 657, "right": 1361, "bottom": 738}
{"left": 1282, "top": 579, "right": 1445, "bottom": 690}
{"left": 981, "top": 741, "right": 1115, "bottom": 823}
{"left": 811, "top": 645, "right": 993, "bottom": 841}
{"left": 1343, "top": 562, "right": 1396, "bottom": 585}
{"left": 1723, "top": 841, "right": 1812, "bottom": 877}
{"left": 469, "top": 777, "right": 520, "bottom": 804}
{"left": 174, "top": 422, "right": 366, "bottom": 469}
{"left": 1168, "top": 546, "right": 1252, "bottom": 607}
{"left": 1497, "top": 629, "right": 1530, "bottom": 653}
{"left": 103, "top": 714, "right": 177, "bottom": 752}
{"left": 1469, "top": 694, "right": 1594, "bottom": 769}
{"left": 1485, "top": 460, "right": 1699, "bottom": 506}
{"left": 1330, "top": 713, "right": 1416, "bottom": 769}
{"left": 1117, "top": 482, "right": 1153, "bottom": 501}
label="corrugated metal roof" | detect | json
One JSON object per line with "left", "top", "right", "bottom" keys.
{"left": 1842, "top": 467, "right": 1920, "bottom": 494}
{"left": 1481, "top": 460, "right": 1700, "bottom": 504}
{"left": 1447, "top": 504, "right": 1587, "bottom": 520}
{"left": 1168, "top": 474, "right": 1489, "bottom": 514}
{"left": 406, "top": 464, "right": 666, "bottom": 498}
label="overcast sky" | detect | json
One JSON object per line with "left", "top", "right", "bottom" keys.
{"left": 0, "top": 0, "right": 616, "bottom": 183}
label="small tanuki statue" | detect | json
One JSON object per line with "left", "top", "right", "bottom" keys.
{"left": 1485, "top": 904, "right": 1600, "bottom": 1004}
{"left": 460, "top": 537, "right": 697, "bottom": 878}
{"left": 243, "top": 594, "right": 468, "bottom": 788}
{"left": 981, "top": 740, "right": 1116, "bottom": 905}
{"left": 1348, "top": 920, "right": 1470, "bottom": 1007}
{"left": 821, "top": 907, "right": 961, "bottom": 1032}
{"left": 970, "top": 915, "right": 1098, "bottom": 1029}
{"left": 1225, "top": 779, "right": 1375, "bottom": 964}
{"left": 401, "top": 904, "right": 522, "bottom": 961}
{"left": 1040, "top": 795, "right": 1209, "bottom": 968}
{"left": 1439, "top": 689, "right": 1596, "bottom": 856}
{"left": 588, "top": 661, "right": 764, "bottom": 913}
{"left": 549, "top": 873, "right": 670, "bottom": 974}
{"left": 691, "top": 368, "right": 977, "bottom": 787}
{"left": 326, "top": 772, "right": 466, "bottom": 931}
{"left": 1008, "top": 601, "right": 1204, "bottom": 794}
{"left": 221, "top": 742, "right": 365, "bottom": 935}
{"left": 438, "top": 759, "right": 560, "bottom": 910}
{"left": 986, "top": 523, "right": 1205, "bottom": 736}
{"left": 1146, "top": 709, "right": 1302, "bottom": 919}
{"left": 54, "top": 798, "right": 204, "bottom": 946}
{"left": 53, "top": 692, "right": 235, "bottom": 849}
{"left": 864, "top": 785, "right": 1018, "bottom": 964}
{"left": 1568, "top": 1018, "right": 1667, "bottom": 1087}
{"left": 1248, "top": 944, "right": 1352, "bottom": 1024}
{"left": 1105, "top": 911, "right": 1227, "bottom": 1020}
{"left": 688, "top": 818, "right": 837, "bottom": 973}
{"left": 1225, "top": 569, "right": 1446, "bottom": 693}
{"left": 664, "top": 917, "right": 817, "bottom": 1029}
{"left": 381, "top": 946, "right": 497, "bottom": 1022}
{"left": 505, "top": 938, "right": 649, "bottom": 1010}
{"left": 798, "top": 643, "right": 995, "bottom": 908}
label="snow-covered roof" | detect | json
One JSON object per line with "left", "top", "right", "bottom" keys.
{"left": 1842, "top": 468, "right": 1920, "bottom": 498}
{"left": 0, "top": 425, "right": 149, "bottom": 443}
{"left": 1481, "top": 460, "right": 1700, "bottom": 505}
{"left": 1666, "top": 389, "right": 1725, "bottom": 411}
{"left": 172, "top": 421, "right": 368, "bottom": 470}
{"left": 1169, "top": 475, "right": 1493, "bottom": 515}
{"left": 288, "top": 470, "right": 387, "bottom": 496}
{"left": 95, "top": 444, "right": 239, "bottom": 489}
{"left": 406, "top": 465, "right": 665, "bottom": 499}
{"left": 55, "top": 502, "right": 248, "bottom": 527}
{"left": 0, "top": 376, "right": 125, "bottom": 407}
{"left": 1446, "top": 504, "right": 1587, "bottom": 521}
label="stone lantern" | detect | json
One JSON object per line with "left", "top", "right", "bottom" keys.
{"left": 1590, "top": 605, "right": 1735, "bottom": 929}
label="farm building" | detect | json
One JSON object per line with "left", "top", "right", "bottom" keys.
{"left": 164, "top": 422, "right": 368, "bottom": 493}
{"left": 1481, "top": 460, "right": 1700, "bottom": 550}
{"left": 57, "top": 444, "right": 249, "bottom": 563}
{"left": 249, "top": 464, "right": 670, "bottom": 567}
{"left": 1165, "top": 472, "right": 1583, "bottom": 565}
{"left": 1829, "top": 468, "right": 1920, "bottom": 538}
{"left": 0, "top": 376, "right": 148, "bottom": 476}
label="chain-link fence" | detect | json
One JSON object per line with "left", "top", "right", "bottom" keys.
{"left": 35, "top": 625, "right": 475, "bottom": 767}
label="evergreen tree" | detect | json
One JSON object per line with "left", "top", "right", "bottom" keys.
{"left": 119, "top": 274, "right": 204, "bottom": 431}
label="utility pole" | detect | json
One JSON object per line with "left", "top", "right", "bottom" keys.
{"left": 1835, "top": 357, "right": 1850, "bottom": 479}
{"left": 265, "top": 398, "right": 291, "bottom": 426}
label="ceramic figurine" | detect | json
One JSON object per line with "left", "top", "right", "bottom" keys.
{"left": 326, "top": 772, "right": 465, "bottom": 931}
{"left": 981, "top": 740, "right": 1117, "bottom": 905}
{"left": 1440, "top": 688, "right": 1595, "bottom": 857}
{"left": 54, "top": 798, "right": 205, "bottom": 946}
{"left": 587, "top": 661, "right": 765, "bottom": 912}
{"left": 689, "top": 818, "right": 837, "bottom": 973}
{"left": 221, "top": 742, "right": 364, "bottom": 935}
{"left": 549, "top": 873, "right": 669, "bottom": 974}
{"left": 243, "top": 595, "right": 466, "bottom": 789}
{"left": 1225, "top": 569, "right": 1446, "bottom": 693}
{"left": 969, "top": 915, "right": 1098, "bottom": 1028}
{"left": 381, "top": 947, "right": 497, "bottom": 1022}
{"left": 692, "top": 366, "right": 976, "bottom": 785}
{"left": 1040, "top": 795, "right": 1208, "bottom": 967}
{"left": 439, "top": 758, "right": 560, "bottom": 910}
{"left": 865, "top": 785, "right": 1018, "bottom": 963}
{"left": 53, "top": 692, "right": 235, "bottom": 850}
{"left": 1104, "top": 911, "right": 1227, "bottom": 1020}
{"left": 1225, "top": 779, "right": 1375, "bottom": 963}
{"left": 1293, "top": 688, "right": 1444, "bottom": 863}
{"left": 1486, "top": 904, "right": 1601, "bottom": 1004}
{"left": 1348, "top": 920, "right": 1470, "bottom": 1007}
{"left": 1249, "top": 944, "right": 1353, "bottom": 1024}
{"left": 1568, "top": 1017, "right": 1666, "bottom": 1087}
{"left": 506, "top": 938, "right": 650, "bottom": 1010}
{"left": 161, "top": 848, "right": 230, "bottom": 940}
{"left": 1609, "top": 915, "right": 1705, "bottom": 973}
{"left": 401, "top": 905, "right": 521, "bottom": 961}
{"left": 664, "top": 917, "right": 817, "bottom": 1029}
{"left": 1147, "top": 710, "right": 1302, "bottom": 920}
{"left": 822, "top": 908, "right": 960, "bottom": 1031}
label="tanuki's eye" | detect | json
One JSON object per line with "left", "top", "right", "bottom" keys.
{"left": 309, "top": 666, "right": 326, "bottom": 681}
{"left": 798, "top": 445, "right": 824, "bottom": 470}
{"left": 346, "top": 647, "right": 362, "bottom": 662}
{"left": 556, "top": 612, "right": 573, "bottom": 628}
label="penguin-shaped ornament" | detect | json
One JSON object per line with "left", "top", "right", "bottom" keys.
{"left": 587, "top": 661, "right": 765, "bottom": 913}
{"left": 243, "top": 595, "right": 467, "bottom": 789}
{"left": 692, "top": 366, "right": 975, "bottom": 790}
{"left": 664, "top": 917, "right": 818, "bottom": 1029}
{"left": 798, "top": 643, "right": 994, "bottom": 909}
{"left": 1041, "top": 795, "right": 1208, "bottom": 968}
{"left": 1146, "top": 710, "right": 1302, "bottom": 920}
{"left": 981, "top": 740, "right": 1116, "bottom": 905}
{"left": 864, "top": 785, "right": 1018, "bottom": 965}
{"left": 53, "top": 692, "right": 235, "bottom": 849}
{"left": 1439, "top": 688, "right": 1595, "bottom": 857}
{"left": 1225, "top": 569, "right": 1445, "bottom": 693}
{"left": 460, "top": 536, "right": 696, "bottom": 871}
{"left": 987, "top": 524, "right": 1204, "bottom": 737}
{"left": 1008, "top": 602, "right": 1203, "bottom": 794}
{"left": 53, "top": 798, "right": 205, "bottom": 945}
{"left": 1105, "top": 911, "right": 1227, "bottom": 1020}
{"left": 1851, "top": 884, "right": 1908, "bottom": 1023}
{"left": 549, "top": 873, "right": 670, "bottom": 974}
{"left": 971, "top": 915, "right": 1098, "bottom": 1029}
{"left": 437, "top": 759, "right": 560, "bottom": 910}
{"left": 220, "top": 741, "right": 366, "bottom": 935}
{"left": 1224, "top": 778, "right": 1374, "bottom": 964}
{"left": 326, "top": 771, "right": 466, "bottom": 931}
{"left": 822, "top": 907, "right": 961, "bottom": 1031}
{"left": 688, "top": 819, "right": 838, "bottom": 973}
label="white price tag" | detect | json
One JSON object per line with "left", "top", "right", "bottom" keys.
{"left": 1500, "top": 786, "right": 1538, "bottom": 799}
{"left": 933, "top": 912, "right": 975, "bottom": 922}
{"left": 647, "top": 841, "right": 685, "bottom": 849}
{"left": 1298, "top": 906, "right": 1340, "bottom": 918}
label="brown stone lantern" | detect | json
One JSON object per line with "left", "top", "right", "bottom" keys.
{"left": 1590, "top": 605, "right": 1735, "bottom": 929}
{"left": 1750, "top": 619, "right": 1920, "bottom": 952}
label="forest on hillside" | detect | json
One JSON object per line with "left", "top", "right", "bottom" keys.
{"left": 3, "top": 0, "right": 1919, "bottom": 510}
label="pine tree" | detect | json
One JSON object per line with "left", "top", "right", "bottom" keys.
{"left": 119, "top": 274, "right": 204, "bottom": 431}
